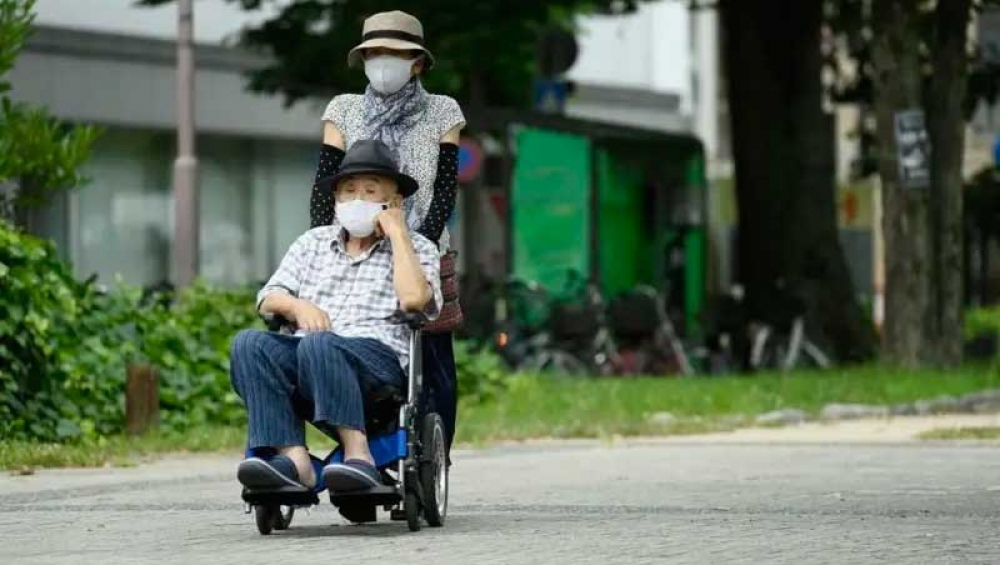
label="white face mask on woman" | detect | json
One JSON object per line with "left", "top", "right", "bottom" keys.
{"left": 336, "top": 199, "right": 387, "bottom": 238}
{"left": 364, "top": 55, "right": 417, "bottom": 95}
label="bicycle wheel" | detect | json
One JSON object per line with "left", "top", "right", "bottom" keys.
{"left": 522, "top": 350, "right": 589, "bottom": 376}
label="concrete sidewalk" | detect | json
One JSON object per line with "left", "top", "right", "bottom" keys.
{"left": 658, "top": 413, "right": 1000, "bottom": 444}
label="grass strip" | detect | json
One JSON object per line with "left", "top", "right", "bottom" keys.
{"left": 4, "top": 365, "right": 997, "bottom": 470}
{"left": 456, "top": 365, "right": 999, "bottom": 443}
{"left": 918, "top": 427, "right": 1000, "bottom": 441}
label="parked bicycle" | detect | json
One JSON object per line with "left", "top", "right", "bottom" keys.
{"left": 519, "top": 271, "right": 619, "bottom": 376}
{"left": 749, "top": 280, "right": 832, "bottom": 371}
{"left": 607, "top": 285, "right": 694, "bottom": 376}
{"left": 490, "top": 278, "right": 552, "bottom": 370}
{"left": 703, "top": 280, "right": 832, "bottom": 373}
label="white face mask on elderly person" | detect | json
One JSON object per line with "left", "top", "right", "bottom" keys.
{"left": 334, "top": 172, "right": 403, "bottom": 238}
{"left": 364, "top": 54, "right": 419, "bottom": 94}
{"left": 335, "top": 199, "right": 386, "bottom": 238}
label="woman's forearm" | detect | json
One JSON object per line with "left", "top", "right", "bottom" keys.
{"left": 310, "top": 143, "right": 346, "bottom": 228}
{"left": 416, "top": 143, "right": 460, "bottom": 242}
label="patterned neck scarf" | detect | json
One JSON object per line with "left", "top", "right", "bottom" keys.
{"left": 362, "top": 78, "right": 429, "bottom": 160}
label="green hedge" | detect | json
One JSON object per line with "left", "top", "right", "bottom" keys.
{"left": 0, "top": 221, "right": 134, "bottom": 440}
{"left": 966, "top": 307, "right": 1000, "bottom": 340}
{"left": 0, "top": 221, "right": 261, "bottom": 442}
{"left": 137, "top": 283, "right": 261, "bottom": 432}
{"left": 454, "top": 339, "right": 508, "bottom": 405}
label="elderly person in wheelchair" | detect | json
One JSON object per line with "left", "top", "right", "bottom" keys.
{"left": 231, "top": 139, "right": 441, "bottom": 495}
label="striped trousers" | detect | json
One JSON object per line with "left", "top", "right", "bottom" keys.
{"left": 229, "top": 329, "right": 405, "bottom": 449}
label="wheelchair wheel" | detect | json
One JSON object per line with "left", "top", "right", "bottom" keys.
{"left": 420, "top": 413, "right": 448, "bottom": 527}
{"left": 273, "top": 505, "right": 294, "bottom": 530}
{"left": 405, "top": 491, "right": 421, "bottom": 532}
{"left": 254, "top": 504, "right": 293, "bottom": 535}
{"left": 254, "top": 505, "right": 275, "bottom": 535}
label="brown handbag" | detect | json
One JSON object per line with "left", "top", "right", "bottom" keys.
{"left": 424, "top": 250, "right": 463, "bottom": 334}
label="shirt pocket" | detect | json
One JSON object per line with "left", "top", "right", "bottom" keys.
{"left": 358, "top": 255, "right": 398, "bottom": 320}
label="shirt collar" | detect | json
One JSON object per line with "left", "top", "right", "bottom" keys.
{"left": 330, "top": 222, "right": 388, "bottom": 261}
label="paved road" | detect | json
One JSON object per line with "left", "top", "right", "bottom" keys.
{"left": 2, "top": 438, "right": 999, "bottom": 565}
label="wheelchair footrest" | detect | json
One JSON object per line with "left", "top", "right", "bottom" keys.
{"left": 242, "top": 487, "right": 320, "bottom": 507}
{"left": 339, "top": 503, "right": 378, "bottom": 524}
{"left": 329, "top": 484, "right": 400, "bottom": 507}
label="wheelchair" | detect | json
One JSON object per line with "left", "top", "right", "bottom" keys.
{"left": 240, "top": 316, "right": 448, "bottom": 534}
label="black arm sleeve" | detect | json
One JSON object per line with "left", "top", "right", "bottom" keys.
{"left": 416, "top": 143, "right": 460, "bottom": 243}
{"left": 309, "top": 143, "right": 346, "bottom": 228}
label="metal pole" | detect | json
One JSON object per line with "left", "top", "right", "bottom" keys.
{"left": 171, "top": 0, "right": 198, "bottom": 287}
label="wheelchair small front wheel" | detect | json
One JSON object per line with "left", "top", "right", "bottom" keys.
{"left": 254, "top": 505, "right": 275, "bottom": 535}
{"left": 405, "top": 491, "right": 421, "bottom": 532}
{"left": 420, "top": 413, "right": 448, "bottom": 527}
{"left": 273, "top": 505, "right": 294, "bottom": 530}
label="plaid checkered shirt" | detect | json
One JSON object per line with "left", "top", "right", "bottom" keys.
{"left": 257, "top": 224, "right": 442, "bottom": 368}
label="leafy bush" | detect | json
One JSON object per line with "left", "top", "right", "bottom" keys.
{"left": 454, "top": 340, "right": 509, "bottom": 405}
{"left": 0, "top": 221, "right": 136, "bottom": 440}
{"left": 138, "top": 283, "right": 260, "bottom": 432}
{"left": 0, "top": 221, "right": 262, "bottom": 442}
{"left": 965, "top": 307, "right": 1000, "bottom": 340}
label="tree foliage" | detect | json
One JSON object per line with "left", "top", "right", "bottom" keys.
{"left": 137, "top": 0, "right": 642, "bottom": 107}
{"left": 0, "top": 0, "right": 100, "bottom": 214}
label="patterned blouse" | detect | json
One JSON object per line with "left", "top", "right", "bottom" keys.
{"left": 320, "top": 93, "right": 466, "bottom": 250}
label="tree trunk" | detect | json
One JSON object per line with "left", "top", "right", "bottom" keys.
{"left": 871, "top": 0, "right": 931, "bottom": 367}
{"left": 926, "top": 0, "right": 971, "bottom": 366}
{"left": 720, "top": 0, "right": 877, "bottom": 362}
{"left": 872, "top": 0, "right": 970, "bottom": 367}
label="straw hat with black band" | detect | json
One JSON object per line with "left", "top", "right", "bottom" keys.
{"left": 347, "top": 11, "right": 436, "bottom": 70}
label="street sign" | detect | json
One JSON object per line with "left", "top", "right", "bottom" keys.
{"left": 458, "top": 139, "right": 484, "bottom": 183}
{"left": 894, "top": 109, "right": 931, "bottom": 190}
{"left": 533, "top": 79, "right": 570, "bottom": 114}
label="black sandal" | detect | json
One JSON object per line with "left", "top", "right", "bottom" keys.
{"left": 238, "top": 455, "right": 309, "bottom": 492}
{"left": 323, "top": 459, "right": 382, "bottom": 492}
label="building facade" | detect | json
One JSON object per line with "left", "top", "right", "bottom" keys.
{"left": 11, "top": 23, "right": 326, "bottom": 287}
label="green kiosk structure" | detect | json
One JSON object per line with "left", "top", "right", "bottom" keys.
{"left": 502, "top": 116, "right": 707, "bottom": 338}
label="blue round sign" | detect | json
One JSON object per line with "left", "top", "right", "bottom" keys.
{"left": 458, "top": 140, "right": 483, "bottom": 183}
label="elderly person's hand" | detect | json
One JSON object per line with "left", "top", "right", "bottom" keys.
{"left": 289, "top": 298, "right": 332, "bottom": 332}
{"left": 376, "top": 206, "right": 408, "bottom": 240}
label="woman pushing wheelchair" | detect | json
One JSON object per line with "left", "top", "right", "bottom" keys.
{"left": 311, "top": 9, "right": 465, "bottom": 461}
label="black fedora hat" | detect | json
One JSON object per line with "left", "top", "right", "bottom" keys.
{"left": 315, "top": 139, "right": 419, "bottom": 198}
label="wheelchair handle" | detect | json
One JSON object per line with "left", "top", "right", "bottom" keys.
{"left": 264, "top": 313, "right": 291, "bottom": 333}
{"left": 399, "top": 312, "right": 427, "bottom": 330}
